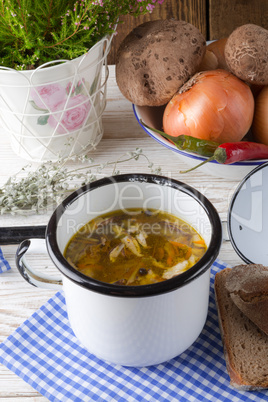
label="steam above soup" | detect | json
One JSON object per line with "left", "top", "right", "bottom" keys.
{"left": 64, "top": 208, "right": 207, "bottom": 286}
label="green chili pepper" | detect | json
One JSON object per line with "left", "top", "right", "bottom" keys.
{"left": 140, "top": 120, "right": 220, "bottom": 157}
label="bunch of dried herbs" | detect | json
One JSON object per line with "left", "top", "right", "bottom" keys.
{"left": 0, "top": 148, "right": 161, "bottom": 215}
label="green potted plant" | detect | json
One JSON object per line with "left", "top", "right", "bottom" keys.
{"left": 0, "top": 0, "right": 164, "bottom": 162}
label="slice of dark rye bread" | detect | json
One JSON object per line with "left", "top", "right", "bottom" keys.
{"left": 225, "top": 264, "right": 268, "bottom": 336}
{"left": 214, "top": 268, "right": 268, "bottom": 390}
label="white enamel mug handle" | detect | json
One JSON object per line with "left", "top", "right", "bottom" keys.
{"left": 221, "top": 221, "right": 230, "bottom": 242}
{"left": 16, "top": 238, "right": 62, "bottom": 290}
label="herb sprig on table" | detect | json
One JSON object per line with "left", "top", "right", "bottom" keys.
{"left": 0, "top": 149, "right": 161, "bottom": 215}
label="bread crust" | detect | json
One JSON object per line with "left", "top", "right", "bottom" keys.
{"left": 225, "top": 264, "right": 268, "bottom": 335}
{"left": 215, "top": 267, "right": 268, "bottom": 390}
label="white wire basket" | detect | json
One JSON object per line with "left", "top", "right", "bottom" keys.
{"left": 0, "top": 36, "right": 112, "bottom": 162}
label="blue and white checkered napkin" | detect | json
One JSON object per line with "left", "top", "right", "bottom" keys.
{"left": 0, "top": 248, "right": 11, "bottom": 273}
{"left": 0, "top": 260, "right": 267, "bottom": 402}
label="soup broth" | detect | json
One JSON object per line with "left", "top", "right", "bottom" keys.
{"left": 64, "top": 208, "right": 207, "bottom": 286}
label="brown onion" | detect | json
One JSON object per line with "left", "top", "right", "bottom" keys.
{"left": 252, "top": 86, "right": 268, "bottom": 145}
{"left": 163, "top": 70, "right": 255, "bottom": 144}
{"left": 199, "top": 39, "right": 229, "bottom": 71}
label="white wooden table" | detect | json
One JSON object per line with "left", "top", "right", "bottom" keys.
{"left": 0, "top": 65, "right": 245, "bottom": 400}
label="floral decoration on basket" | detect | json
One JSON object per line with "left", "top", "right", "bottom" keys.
{"left": 0, "top": 0, "right": 165, "bottom": 162}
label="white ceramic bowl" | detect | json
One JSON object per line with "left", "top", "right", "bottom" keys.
{"left": 133, "top": 104, "right": 267, "bottom": 181}
{"left": 16, "top": 174, "right": 222, "bottom": 367}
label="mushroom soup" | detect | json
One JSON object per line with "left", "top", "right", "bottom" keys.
{"left": 64, "top": 208, "right": 207, "bottom": 286}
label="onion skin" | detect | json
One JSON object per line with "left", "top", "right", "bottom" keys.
{"left": 163, "top": 69, "right": 255, "bottom": 144}
{"left": 252, "top": 86, "right": 268, "bottom": 145}
{"left": 199, "top": 38, "right": 229, "bottom": 71}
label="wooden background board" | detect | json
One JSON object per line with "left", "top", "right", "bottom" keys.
{"left": 209, "top": 0, "right": 268, "bottom": 40}
{"left": 107, "top": 0, "right": 268, "bottom": 65}
{"left": 107, "top": 0, "right": 207, "bottom": 64}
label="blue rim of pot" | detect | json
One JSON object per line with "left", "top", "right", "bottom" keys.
{"left": 133, "top": 104, "right": 268, "bottom": 167}
{"left": 46, "top": 173, "right": 222, "bottom": 297}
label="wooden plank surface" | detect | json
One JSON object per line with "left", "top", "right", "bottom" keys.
{"left": 209, "top": 0, "right": 268, "bottom": 39}
{"left": 108, "top": 0, "right": 267, "bottom": 65}
{"left": 107, "top": 0, "right": 207, "bottom": 64}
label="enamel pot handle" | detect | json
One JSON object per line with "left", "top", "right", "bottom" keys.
{"left": 16, "top": 238, "right": 62, "bottom": 290}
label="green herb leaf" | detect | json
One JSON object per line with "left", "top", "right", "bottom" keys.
{"left": 0, "top": 1, "right": 165, "bottom": 70}
{"left": 37, "top": 115, "right": 49, "bottom": 125}
{"left": 29, "top": 100, "right": 49, "bottom": 112}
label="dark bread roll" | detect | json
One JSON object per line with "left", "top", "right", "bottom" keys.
{"left": 225, "top": 264, "right": 268, "bottom": 336}
{"left": 215, "top": 268, "right": 268, "bottom": 390}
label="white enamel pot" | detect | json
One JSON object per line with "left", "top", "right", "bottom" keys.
{"left": 16, "top": 174, "right": 222, "bottom": 367}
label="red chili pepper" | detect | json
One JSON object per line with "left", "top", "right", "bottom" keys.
{"left": 213, "top": 142, "right": 268, "bottom": 164}
{"left": 181, "top": 141, "right": 268, "bottom": 173}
